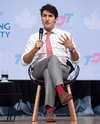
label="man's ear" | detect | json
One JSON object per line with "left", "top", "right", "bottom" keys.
{"left": 55, "top": 17, "right": 58, "bottom": 23}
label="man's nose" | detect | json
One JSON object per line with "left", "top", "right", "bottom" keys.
{"left": 46, "top": 16, "right": 49, "bottom": 21}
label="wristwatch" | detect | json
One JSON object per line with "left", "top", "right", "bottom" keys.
{"left": 70, "top": 48, "right": 76, "bottom": 53}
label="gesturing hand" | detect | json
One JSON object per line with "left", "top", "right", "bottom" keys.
{"left": 58, "top": 34, "right": 74, "bottom": 51}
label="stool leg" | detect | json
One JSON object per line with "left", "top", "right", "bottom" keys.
{"left": 32, "top": 85, "right": 41, "bottom": 122}
{"left": 66, "top": 84, "right": 77, "bottom": 122}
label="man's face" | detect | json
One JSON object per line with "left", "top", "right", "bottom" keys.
{"left": 41, "top": 10, "right": 57, "bottom": 32}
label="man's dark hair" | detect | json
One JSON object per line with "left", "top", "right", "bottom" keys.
{"left": 40, "top": 4, "right": 58, "bottom": 19}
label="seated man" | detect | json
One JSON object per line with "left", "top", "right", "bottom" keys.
{"left": 21, "top": 4, "right": 80, "bottom": 122}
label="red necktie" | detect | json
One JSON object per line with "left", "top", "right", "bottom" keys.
{"left": 46, "top": 32, "right": 53, "bottom": 57}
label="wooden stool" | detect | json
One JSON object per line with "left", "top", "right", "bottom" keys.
{"left": 28, "top": 59, "right": 80, "bottom": 122}
{"left": 32, "top": 84, "right": 77, "bottom": 122}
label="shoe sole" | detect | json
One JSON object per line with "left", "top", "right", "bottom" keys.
{"left": 46, "top": 119, "right": 56, "bottom": 122}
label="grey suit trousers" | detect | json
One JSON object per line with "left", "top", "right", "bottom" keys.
{"left": 33, "top": 55, "right": 71, "bottom": 108}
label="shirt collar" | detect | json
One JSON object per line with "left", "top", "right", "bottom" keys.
{"left": 43, "top": 27, "right": 57, "bottom": 35}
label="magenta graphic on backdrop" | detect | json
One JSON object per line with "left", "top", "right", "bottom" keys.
{"left": 85, "top": 53, "right": 100, "bottom": 65}
{"left": 55, "top": 13, "right": 74, "bottom": 26}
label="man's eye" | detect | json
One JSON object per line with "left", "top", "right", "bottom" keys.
{"left": 49, "top": 15, "right": 53, "bottom": 17}
{"left": 43, "top": 15, "right": 46, "bottom": 17}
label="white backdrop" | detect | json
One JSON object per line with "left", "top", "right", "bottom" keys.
{"left": 0, "top": 0, "right": 100, "bottom": 80}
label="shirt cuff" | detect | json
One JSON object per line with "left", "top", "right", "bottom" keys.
{"left": 21, "top": 54, "right": 28, "bottom": 66}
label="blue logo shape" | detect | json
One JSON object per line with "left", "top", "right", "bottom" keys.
{"left": 15, "top": 54, "right": 22, "bottom": 64}
{"left": 0, "top": 12, "right": 3, "bottom": 15}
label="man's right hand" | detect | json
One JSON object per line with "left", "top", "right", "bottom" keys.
{"left": 23, "top": 39, "right": 44, "bottom": 64}
{"left": 35, "top": 39, "right": 44, "bottom": 49}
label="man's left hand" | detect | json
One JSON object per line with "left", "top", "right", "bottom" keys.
{"left": 58, "top": 34, "right": 74, "bottom": 51}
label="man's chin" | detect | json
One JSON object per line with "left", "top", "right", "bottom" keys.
{"left": 44, "top": 27, "right": 51, "bottom": 31}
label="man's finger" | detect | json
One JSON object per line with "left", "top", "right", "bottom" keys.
{"left": 70, "top": 34, "right": 73, "bottom": 41}
{"left": 61, "top": 35, "right": 66, "bottom": 41}
{"left": 58, "top": 38, "right": 65, "bottom": 43}
{"left": 39, "top": 40, "right": 44, "bottom": 44}
{"left": 64, "top": 34, "right": 69, "bottom": 40}
{"left": 58, "top": 42, "right": 65, "bottom": 45}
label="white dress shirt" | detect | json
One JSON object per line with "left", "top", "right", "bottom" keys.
{"left": 21, "top": 27, "right": 80, "bottom": 66}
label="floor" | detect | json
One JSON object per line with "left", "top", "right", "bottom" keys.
{"left": 0, "top": 116, "right": 100, "bottom": 124}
